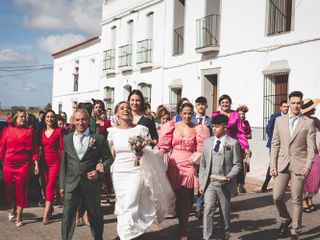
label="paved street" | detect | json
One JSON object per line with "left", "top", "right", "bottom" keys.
{"left": 0, "top": 183, "right": 319, "bottom": 240}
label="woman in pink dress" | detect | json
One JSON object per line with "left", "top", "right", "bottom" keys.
{"left": 0, "top": 109, "right": 39, "bottom": 227}
{"left": 301, "top": 98, "right": 320, "bottom": 212}
{"left": 159, "top": 102, "right": 210, "bottom": 240}
{"left": 211, "top": 95, "right": 252, "bottom": 193}
{"left": 41, "top": 110, "right": 64, "bottom": 224}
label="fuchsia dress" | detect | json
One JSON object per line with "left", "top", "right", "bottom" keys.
{"left": 211, "top": 111, "right": 249, "bottom": 150}
{"left": 0, "top": 126, "right": 39, "bottom": 207}
{"left": 41, "top": 128, "right": 64, "bottom": 202}
{"left": 158, "top": 120, "right": 210, "bottom": 190}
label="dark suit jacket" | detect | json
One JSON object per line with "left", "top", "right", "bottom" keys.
{"left": 266, "top": 112, "right": 282, "bottom": 149}
{"left": 137, "top": 116, "right": 158, "bottom": 141}
{"left": 59, "top": 131, "right": 113, "bottom": 193}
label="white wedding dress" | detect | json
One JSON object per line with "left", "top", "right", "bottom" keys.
{"left": 108, "top": 125, "right": 176, "bottom": 240}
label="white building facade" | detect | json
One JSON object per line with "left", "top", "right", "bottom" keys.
{"left": 52, "top": 0, "right": 320, "bottom": 179}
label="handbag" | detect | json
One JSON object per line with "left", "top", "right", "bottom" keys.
{"left": 188, "top": 152, "right": 202, "bottom": 165}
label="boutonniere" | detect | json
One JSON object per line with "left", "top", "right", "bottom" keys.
{"left": 88, "top": 136, "right": 97, "bottom": 149}
{"left": 223, "top": 143, "right": 231, "bottom": 153}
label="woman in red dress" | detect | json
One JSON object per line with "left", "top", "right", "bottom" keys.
{"left": 41, "top": 110, "right": 64, "bottom": 224}
{"left": 0, "top": 109, "right": 39, "bottom": 227}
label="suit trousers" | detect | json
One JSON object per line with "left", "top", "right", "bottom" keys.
{"left": 203, "top": 182, "right": 231, "bottom": 240}
{"left": 62, "top": 183, "right": 103, "bottom": 240}
{"left": 273, "top": 165, "right": 305, "bottom": 234}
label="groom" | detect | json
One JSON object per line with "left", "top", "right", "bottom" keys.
{"left": 199, "top": 114, "right": 242, "bottom": 240}
{"left": 59, "top": 109, "right": 113, "bottom": 240}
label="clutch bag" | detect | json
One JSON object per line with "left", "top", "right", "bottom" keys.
{"left": 188, "top": 152, "right": 202, "bottom": 165}
{"left": 210, "top": 175, "right": 228, "bottom": 183}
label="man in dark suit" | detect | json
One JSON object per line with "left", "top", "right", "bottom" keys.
{"left": 59, "top": 109, "right": 113, "bottom": 240}
{"left": 261, "top": 100, "right": 289, "bottom": 192}
{"left": 194, "top": 96, "right": 212, "bottom": 219}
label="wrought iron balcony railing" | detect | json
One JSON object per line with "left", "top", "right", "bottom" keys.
{"left": 196, "top": 14, "right": 220, "bottom": 52}
{"left": 118, "top": 44, "right": 132, "bottom": 68}
{"left": 137, "top": 39, "right": 153, "bottom": 64}
{"left": 173, "top": 26, "right": 184, "bottom": 56}
{"left": 103, "top": 49, "right": 115, "bottom": 70}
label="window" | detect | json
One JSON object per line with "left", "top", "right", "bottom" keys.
{"left": 268, "top": 0, "right": 292, "bottom": 35}
{"left": 139, "top": 83, "right": 152, "bottom": 103}
{"left": 58, "top": 104, "right": 62, "bottom": 113}
{"left": 111, "top": 26, "right": 117, "bottom": 49}
{"left": 127, "top": 20, "right": 134, "bottom": 45}
{"left": 104, "top": 87, "right": 115, "bottom": 110}
{"left": 146, "top": 12, "right": 154, "bottom": 39}
{"left": 173, "top": 0, "right": 185, "bottom": 55}
{"left": 169, "top": 88, "right": 182, "bottom": 105}
{"left": 263, "top": 72, "right": 288, "bottom": 139}
{"left": 73, "top": 60, "right": 79, "bottom": 91}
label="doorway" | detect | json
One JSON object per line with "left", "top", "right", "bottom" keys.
{"left": 203, "top": 73, "right": 218, "bottom": 113}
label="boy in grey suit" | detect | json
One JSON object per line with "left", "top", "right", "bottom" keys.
{"left": 199, "top": 114, "right": 242, "bottom": 240}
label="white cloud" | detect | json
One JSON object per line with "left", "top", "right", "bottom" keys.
{"left": 37, "top": 33, "right": 86, "bottom": 54}
{"left": 0, "top": 48, "right": 35, "bottom": 64}
{"left": 23, "top": 82, "right": 39, "bottom": 92}
{"left": 13, "top": 0, "right": 102, "bottom": 35}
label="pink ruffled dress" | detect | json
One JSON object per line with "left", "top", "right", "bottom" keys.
{"left": 158, "top": 120, "right": 210, "bottom": 190}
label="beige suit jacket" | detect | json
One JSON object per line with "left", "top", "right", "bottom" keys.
{"left": 270, "top": 114, "right": 316, "bottom": 174}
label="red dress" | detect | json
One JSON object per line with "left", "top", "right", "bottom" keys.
{"left": 41, "top": 128, "right": 64, "bottom": 202}
{"left": 0, "top": 126, "right": 39, "bottom": 207}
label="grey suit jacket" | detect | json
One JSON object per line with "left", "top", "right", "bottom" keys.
{"left": 270, "top": 114, "right": 316, "bottom": 174}
{"left": 59, "top": 131, "right": 113, "bottom": 193}
{"left": 199, "top": 135, "right": 242, "bottom": 194}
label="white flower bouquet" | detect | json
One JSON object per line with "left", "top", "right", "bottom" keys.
{"left": 128, "top": 135, "right": 153, "bottom": 166}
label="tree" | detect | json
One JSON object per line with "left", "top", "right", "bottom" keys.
{"left": 44, "top": 103, "right": 52, "bottom": 111}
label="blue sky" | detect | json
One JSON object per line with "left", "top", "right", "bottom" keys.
{"left": 0, "top": 0, "right": 101, "bottom": 108}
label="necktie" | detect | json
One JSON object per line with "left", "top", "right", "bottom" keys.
{"left": 289, "top": 117, "right": 297, "bottom": 137}
{"left": 214, "top": 140, "right": 221, "bottom": 152}
{"left": 198, "top": 117, "right": 203, "bottom": 125}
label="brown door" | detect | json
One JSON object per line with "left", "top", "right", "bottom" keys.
{"left": 204, "top": 74, "right": 218, "bottom": 113}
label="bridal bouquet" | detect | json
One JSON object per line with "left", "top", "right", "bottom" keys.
{"left": 128, "top": 135, "right": 153, "bottom": 166}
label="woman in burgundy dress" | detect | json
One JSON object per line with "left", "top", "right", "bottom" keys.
{"left": 41, "top": 110, "right": 64, "bottom": 224}
{"left": 0, "top": 109, "right": 39, "bottom": 227}
{"left": 211, "top": 95, "right": 252, "bottom": 193}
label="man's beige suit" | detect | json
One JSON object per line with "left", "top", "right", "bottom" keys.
{"left": 270, "top": 114, "right": 316, "bottom": 234}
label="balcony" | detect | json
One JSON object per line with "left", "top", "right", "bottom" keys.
{"left": 196, "top": 14, "right": 220, "bottom": 53}
{"left": 103, "top": 49, "right": 115, "bottom": 73}
{"left": 173, "top": 26, "right": 184, "bottom": 56}
{"left": 118, "top": 44, "right": 132, "bottom": 71}
{"left": 137, "top": 39, "right": 153, "bottom": 68}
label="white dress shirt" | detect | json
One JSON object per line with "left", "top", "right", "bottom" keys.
{"left": 213, "top": 135, "right": 226, "bottom": 152}
{"left": 288, "top": 113, "right": 301, "bottom": 137}
{"left": 73, "top": 128, "right": 90, "bottom": 159}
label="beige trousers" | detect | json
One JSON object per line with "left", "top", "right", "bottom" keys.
{"left": 272, "top": 165, "right": 305, "bottom": 234}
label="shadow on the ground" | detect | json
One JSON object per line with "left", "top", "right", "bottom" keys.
{"left": 300, "top": 225, "right": 320, "bottom": 240}
{"left": 237, "top": 228, "right": 278, "bottom": 240}
{"left": 232, "top": 192, "right": 290, "bottom": 212}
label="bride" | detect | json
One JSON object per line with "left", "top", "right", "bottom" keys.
{"left": 107, "top": 101, "right": 176, "bottom": 240}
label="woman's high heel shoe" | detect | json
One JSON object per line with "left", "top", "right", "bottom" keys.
{"left": 16, "top": 221, "right": 23, "bottom": 227}
{"left": 8, "top": 213, "right": 16, "bottom": 222}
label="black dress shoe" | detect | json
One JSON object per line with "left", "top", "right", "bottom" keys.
{"left": 291, "top": 233, "right": 299, "bottom": 240}
{"left": 278, "top": 219, "right": 292, "bottom": 237}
